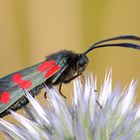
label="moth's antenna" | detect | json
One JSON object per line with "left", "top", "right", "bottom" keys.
{"left": 84, "top": 35, "right": 140, "bottom": 55}
{"left": 87, "top": 43, "right": 140, "bottom": 51}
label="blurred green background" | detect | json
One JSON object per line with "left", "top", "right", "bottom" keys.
{"left": 1, "top": 0, "right": 140, "bottom": 126}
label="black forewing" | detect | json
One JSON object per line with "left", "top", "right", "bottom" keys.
{"left": 0, "top": 60, "right": 61, "bottom": 113}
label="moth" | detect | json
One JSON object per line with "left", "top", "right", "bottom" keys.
{"left": 0, "top": 35, "right": 140, "bottom": 117}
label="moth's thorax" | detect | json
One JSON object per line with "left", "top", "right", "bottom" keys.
{"left": 45, "top": 50, "right": 89, "bottom": 86}
{"left": 46, "top": 50, "right": 79, "bottom": 67}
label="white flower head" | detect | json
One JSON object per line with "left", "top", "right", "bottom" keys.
{"left": 0, "top": 71, "right": 140, "bottom": 140}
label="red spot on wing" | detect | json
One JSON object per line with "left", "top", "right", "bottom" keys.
{"left": 12, "top": 73, "right": 32, "bottom": 89}
{"left": 19, "top": 80, "right": 32, "bottom": 89}
{"left": 12, "top": 60, "right": 60, "bottom": 90}
{"left": 12, "top": 73, "right": 22, "bottom": 83}
{"left": 38, "top": 60, "right": 56, "bottom": 72}
{"left": 45, "top": 65, "right": 61, "bottom": 78}
{"left": 0, "top": 91, "right": 10, "bottom": 104}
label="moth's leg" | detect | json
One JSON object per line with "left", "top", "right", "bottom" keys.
{"left": 95, "top": 99, "right": 102, "bottom": 109}
{"left": 44, "top": 83, "right": 66, "bottom": 99}
{"left": 94, "top": 90, "right": 102, "bottom": 109}
{"left": 59, "top": 83, "right": 66, "bottom": 98}
{"left": 81, "top": 74, "right": 102, "bottom": 109}
{"left": 64, "top": 73, "right": 102, "bottom": 109}
{"left": 44, "top": 92, "right": 47, "bottom": 98}
{"left": 12, "top": 96, "right": 29, "bottom": 110}
{"left": 57, "top": 73, "right": 81, "bottom": 98}
{"left": 57, "top": 73, "right": 82, "bottom": 99}
{"left": 63, "top": 73, "right": 81, "bottom": 83}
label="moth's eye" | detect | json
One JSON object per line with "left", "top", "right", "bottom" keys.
{"left": 77, "top": 59, "right": 86, "bottom": 68}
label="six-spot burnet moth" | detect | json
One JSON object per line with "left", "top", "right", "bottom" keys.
{"left": 0, "top": 35, "right": 140, "bottom": 117}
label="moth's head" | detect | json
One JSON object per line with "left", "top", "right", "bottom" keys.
{"left": 76, "top": 54, "right": 89, "bottom": 73}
